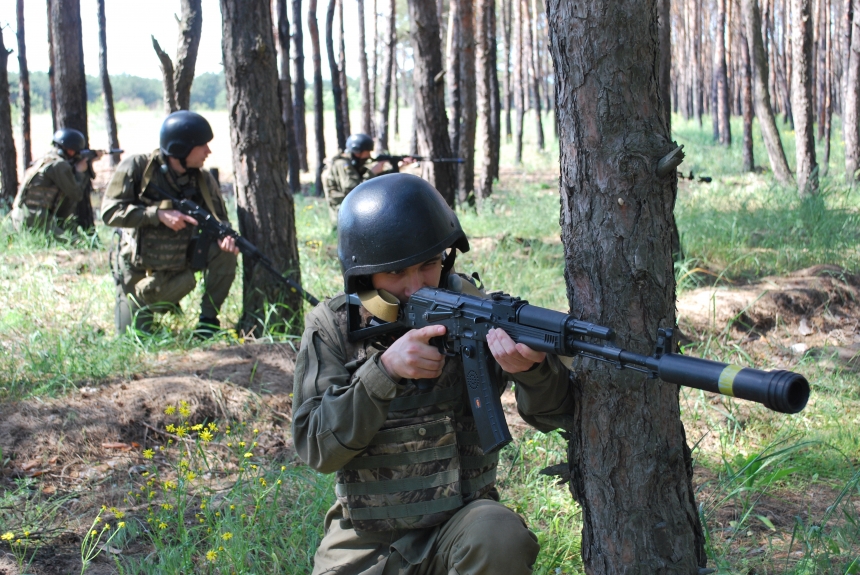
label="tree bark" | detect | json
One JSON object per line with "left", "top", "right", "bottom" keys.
{"left": 358, "top": 0, "right": 373, "bottom": 136}
{"left": 49, "top": 0, "right": 93, "bottom": 230}
{"left": 292, "top": 0, "right": 309, "bottom": 171}
{"left": 741, "top": 13, "right": 756, "bottom": 172}
{"left": 371, "top": 0, "right": 379, "bottom": 128}
{"left": 16, "top": 0, "right": 31, "bottom": 171}
{"left": 822, "top": 0, "right": 833, "bottom": 172}
{"left": 716, "top": 0, "right": 732, "bottom": 145}
{"left": 407, "top": 0, "right": 456, "bottom": 205}
{"left": 220, "top": 0, "right": 304, "bottom": 334}
{"left": 277, "top": 0, "right": 301, "bottom": 193}
{"left": 658, "top": 0, "right": 671, "bottom": 130}
{"left": 152, "top": 0, "right": 202, "bottom": 114}
{"left": 791, "top": 0, "right": 819, "bottom": 195}
{"left": 446, "top": 0, "right": 461, "bottom": 190}
{"left": 375, "top": 0, "right": 396, "bottom": 152}
{"left": 0, "top": 27, "right": 18, "bottom": 208}
{"left": 309, "top": 0, "right": 326, "bottom": 195}
{"left": 547, "top": 1, "right": 707, "bottom": 571}
{"left": 502, "top": 0, "right": 513, "bottom": 141}
{"left": 476, "top": 0, "right": 498, "bottom": 200}
{"left": 489, "top": 0, "right": 501, "bottom": 180}
{"left": 337, "top": 0, "right": 351, "bottom": 136}
{"left": 457, "top": 0, "right": 477, "bottom": 203}
{"left": 326, "top": 0, "right": 347, "bottom": 151}
{"left": 527, "top": 0, "right": 545, "bottom": 151}
{"left": 845, "top": 0, "right": 860, "bottom": 181}
{"left": 513, "top": 0, "right": 524, "bottom": 164}
{"left": 97, "top": 0, "right": 121, "bottom": 168}
{"left": 743, "top": 0, "right": 795, "bottom": 185}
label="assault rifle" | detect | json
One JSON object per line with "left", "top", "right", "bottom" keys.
{"left": 78, "top": 148, "right": 124, "bottom": 162}
{"left": 348, "top": 287, "right": 810, "bottom": 454}
{"left": 373, "top": 154, "right": 464, "bottom": 173}
{"left": 149, "top": 183, "right": 320, "bottom": 306}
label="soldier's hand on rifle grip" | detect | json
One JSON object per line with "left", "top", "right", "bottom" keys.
{"left": 379, "top": 325, "right": 447, "bottom": 382}
{"left": 487, "top": 328, "right": 546, "bottom": 373}
{"left": 75, "top": 159, "right": 90, "bottom": 173}
{"left": 218, "top": 235, "right": 240, "bottom": 255}
{"left": 400, "top": 156, "right": 417, "bottom": 166}
{"left": 157, "top": 209, "right": 199, "bottom": 231}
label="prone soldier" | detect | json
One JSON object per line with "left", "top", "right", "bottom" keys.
{"left": 101, "top": 111, "right": 239, "bottom": 336}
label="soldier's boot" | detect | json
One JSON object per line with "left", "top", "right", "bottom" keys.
{"left": 199, "top": 244, "right": 238, "bottom": 331}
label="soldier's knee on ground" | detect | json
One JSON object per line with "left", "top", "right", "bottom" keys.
{"left": 134, "top": 269, "right": 197, "bottom": 308}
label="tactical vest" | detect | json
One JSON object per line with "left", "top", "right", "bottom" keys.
{"left": 127, "top": 153, "right": 219, "bottom": 272}
{"left": 329, "top": 295, "right": 501, "bottom": 532}
{"left": 15, "top": 153, "right": 67, "bottom": 213}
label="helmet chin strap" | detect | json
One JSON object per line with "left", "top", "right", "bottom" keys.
{"left": 439, "top": 248, "right": 458, "bottom": 288}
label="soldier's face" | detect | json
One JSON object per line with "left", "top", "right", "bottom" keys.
{"left": 185, "top": 143, "right": 211, "bottom": 169}
{"left": 371, "top": 255, "right": 443, "bottom": 302}
{"left": 353, "top": 150, "right": 371, "bottom": 164}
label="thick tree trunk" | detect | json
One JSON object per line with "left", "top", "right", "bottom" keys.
{"left": 407, "top": 0, "right": 456, "bottom": 205}
{"left": 691, "top": 0, "right": 703, "bottom": 126}
{"left": 16, "top": 0, "right": 31, "bottom": 171}
{"left": 371, "top": 0, "right": 379, "bottom": 127}
{"left": 743, "top": 0, "right": 795, "bottom": 186}
{"left": 358, "top": 0, "right": 373, "bottom": 136}
{"left": 791, "top": 0, "right": 819, "bottom": 195}
{"left": 823, "top": 0, "right": 833, "bottom": 172}
{"left": 326, "top": 0, "right": 347, "bottom": 151}
{"left": 488, "top": 0, "right": 501, "bottom": 181}
{"left": 375, "top": 0, "right": 396, "bottom": 152}
{"left": 309, "top": 0, "right": 326, "bottom": 194}
{"left": 458, "top": 0, "right": 477, "bottom": 203}
{"left": 741, "top": 16, "right": 756, "bottom": 172}
{"left": 502, "top": 0, "right": 513, "bottom": 141}
{"left": 658, "top": 0, "right": 671, "bottom": 129}
{"left": 152, "top": 0, "right": 202, "bottom": 114}
{"left": 46, "top": 0, "right": 57, "bottom": 132}
{"left": 546, "top": 1, "right": 707, "bottom": 571}
{"left": 845, "top": 0, "right": 860, "bottom": 182}
{"left": 393, "top": 47, "right": 400, "bottom": 137}
{"left": 49, "top": 0, "right": 93, "bottom": 230}
{"left": 0, "top": 28, "right": 18, "bottom": 208}
{"left": 527, "top": 0, "right": 545, "bottom": 151}
{"left": 277, "top": 0, "right": 301, "bottom": 193}
{"left": 446, "top": 0, "right": 461, "bottom": 191}
{"left": 337, "top": 0, "right": 351, "bottom": 136}
{"left": 220, "top": 0, "right": 304, "bottom": 334}
{"left": 716, "top": 0, "right": 732, "bottom": 145}
{"left": 513, "top": 0, "right": 524, "bottom": 164}
{"left": 476, "top": 0, "right": 498, "bottom": 200}
{"left": 292, "top": 0, "right": 309, "bottom": 172}
{"left": 97, "top": 0, "right": 121, "bottom": 168}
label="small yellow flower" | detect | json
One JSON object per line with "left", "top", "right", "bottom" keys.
{"left": 200, "top": 502, "right": 206, "bottom": 510}
{"left": 91, "top": 530, "right": 98, "bottom": 536}
{"left": 207, "top": 422, "right": 218, "bottom": 432}
{"left": 158, "top": 522, "right": 167, "bottom": 530}
{"left": 200, "top": 430, "right": 214, "bottom": 442}
{"left": 114, "top": 510, "right": 125, "bottom": 519}
{"left": 118, "top": 522, "right": 126, "bottom": 528}
{"left": 94, "top": 517, "right": 101, "bottom": 524}
{"left": 175, "top": 427, "right": 187, "bottom": 438}
{"left": 179, "top": 403, "right": 191, "bottom": 418}
{"left": 230, "top": 504, "right": 235, "bottom": 510}
{"left": 104, "top": 523, "right": 111, "bottom": 530}
{"left": 161, "top": 503, "right": 174, "bottom": 510}
{"left": 191, "top": 423, "right": 203, "bottom": 431}
{"left": 164, "top": 405, "right": 176, "bottom": 415}
{"left": 143, "top": 448, "right": 154, "bottom": 459}
{"left": 281, "top": 466, "right": 286, "bottom": 471}
{"left": 23, "top": 531, "right": 29, "bottom": 537}
{"left": 277, "top": 479, "right": 282, "bottom": 485}
{"left": 238, "top": 441, "right": 246, "bottom": 448}
{"left": 222, "top": 532, "right": 233, "bottom": 541}
{"left": 186, "top": 472, "right": 197, "bottom": 481}
{"left": 259, "top": 478, "right": 267, "bottom": 487}
{"left": 244, "top": 452, "right": 253, "bottom": 458}
{"left": 1, "top": 532, "right": 13, "bottom": 541}
{"left": 253, "top": 428, "right": 259, "bottom": 434}
{"left": 206, "top": 550, "right": 218, "bottom": 562}
{"left": 165, "top": 424, "right": 176, "bottom": 433}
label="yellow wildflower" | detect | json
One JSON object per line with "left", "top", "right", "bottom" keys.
{"left": 222, "top": 532, "right": 233, "bottom": 541}
{"left": 186, "top": 471, "right": 197, "bottom": 481}
{"left": 158, "top": 522, "right": 167, "bottom": 530}
{"left": 191, "top": 423, "right": 203, "bottom": 431}
{"left": 118, "top": 522, "right": 126, "bottom": 528}
{"left": 175, "top": 426, "right": 187, "bottom": 438}
{"left": 199, "top": 430, "right": 214, "bottom": 442}
{"left": 91, "top": 530, "right": 98, "bottom": 536}
{"left": 206, "top": 550, "right": 218, "bottom": 562}
{"left": 164, "top": 405, "right": 176, "bottom": 415}
{"left": 244, "top": 452, "right": 253, "bottom": 458}
{"left": 143, "top": 448, "right": 154, "bottom": 459}
{"left": 1, "top": 532, "right": 13, "bottom": 541}
{"left": 165, "top": 424, "right": 176, "bottom": 433}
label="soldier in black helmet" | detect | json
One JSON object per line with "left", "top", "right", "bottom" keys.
{"left": 292, "top": 173, "right": 573, "bottom": 574}
{"left": 10, "top": 128, "right": 99, "bottom": 236}
{"left": 321, "top": 133, "right": 415, "bottom": 225}
{"left": 101, "top": 111, "right": 239, "bottom": 336}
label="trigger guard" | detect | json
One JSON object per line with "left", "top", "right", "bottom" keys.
{"left": 429, "top": 335, "right": 455, "bottom": 356}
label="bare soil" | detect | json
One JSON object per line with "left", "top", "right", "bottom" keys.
{"left": 1, "top": 264, "right": 859, "bottom": 573}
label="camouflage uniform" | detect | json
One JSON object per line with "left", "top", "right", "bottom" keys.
{"left": 10, "top": 149, "right": 89, "bottom": 236}
{"left": 101, "top": 150, "right": 237, "bottom": 334}
{"left": 322, "top": 154, "right": 384, "bottom": 225}
{"left": 292, "top": 291, "right": 574, "bottom": 574}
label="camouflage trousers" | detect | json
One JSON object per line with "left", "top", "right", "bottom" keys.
{"left": 311, "top": 499, "right": 540, "bottom": 575}
{"left": 10, "top": 203, "right": 77, "bottom": 239}
{"left": 112, "top": 240, "right": 237, "bottom": 335}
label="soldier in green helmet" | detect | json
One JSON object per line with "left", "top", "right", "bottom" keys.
{"left": 292, "top": 173, "right": 573, "bottom": 574}
{"left": 322, "top": 133, "right": 414, "bottom": 225}
{"left": 10, "top": 128, "right": 99, "bottom": 237}
{"left": 101, "top": 111, "right": 239, "bottom": 336}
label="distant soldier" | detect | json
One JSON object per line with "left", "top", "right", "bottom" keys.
{"left": 101, "top": 111, "right": 239, "bottom": 336}
{"left": 322, "top": 133, "right": 414, "bottom": 225}
{"left": 10, "top": 128, "right": 99, "bottom": 237}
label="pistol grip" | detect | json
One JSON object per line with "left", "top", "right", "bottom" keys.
{"left": 461, "top": 340, "right": 512, "bottom": 454}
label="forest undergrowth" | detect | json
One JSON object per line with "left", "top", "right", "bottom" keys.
{"left": 0, "top": 112, "right": 858, "bottom": 574}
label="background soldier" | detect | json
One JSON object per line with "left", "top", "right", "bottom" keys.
{"left": 322, "top": 133, "right": 414, "bottom": 225}
{"left": 10, "top": 128, "right": 98, "bottom": 237}
{"left": 101, "top": 111, "right": 239, "bottom": 336}
{"left": 292, "top": 174, "right": 573, "bottom": 574}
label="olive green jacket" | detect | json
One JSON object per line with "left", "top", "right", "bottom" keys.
{"left": 12, "top": 150, "right": 88, "bottom": 213}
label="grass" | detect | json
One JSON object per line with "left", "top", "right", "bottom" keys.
{"left": 0, "top": 109, "right": 858, "bottom": 573}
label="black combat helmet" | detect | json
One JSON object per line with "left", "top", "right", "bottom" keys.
{"left": 159, "top": 111, "right": 214, "bottom": 159}
{"left": 345, "top": 133, "right": 374, "bottom": 155}
{"left": 52, "top": 128, "right": 87, "bottom": 154}
{"left": 338, "top": 173, "right": 470, "bottom": 293}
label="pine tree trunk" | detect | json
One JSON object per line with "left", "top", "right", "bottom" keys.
{"left": 527, "top": 0, "right": 545, "bottom": 151}
{"left": 49, "top": 0, "right": 93, "bottom": 230}
{"left": 394, "top": 46, "right": 400, "bottom": 137}
{"left": 489, "top": 1, "right": 501, "bottom": 180}
{"left": 502, "top": 0, "right": 513, "bottom": 141}
{"left": 97, "top": 0, "right": 121, "bottom": 168}
{"left": 407, "top": 0, "right": 456, "bottom": 205}
{"left": 276, "top": 0, "right": 301, "bottom": 193}
{"left": 845, "top": 0, "right": 860, "bottom": 182}
{"left": 513, "top": 0, "right": 524, "bottom": 164}
{"left": 0, "top": 27, "right": 18, "bottom": 208}
{"left": 309, "top": 0, "right": 326, "bottom": 194}
{"left": 546, "top": 1, "right": 707, "bottom": 571}
{"left": 292, "top": 0, "right": 309, "bottom": 172}
{"left": 16, "top": 0, "right": 31, "bottom": 171}
{"left": 371, "top": 0, "right": 379, "bottom": 130}
{"left": 46, "top": 0, "right": 57, "bottom": 132}
{"left": 741, "top": 15, "right": 756, "bottom": 172}
{"left": 446, "top": 0, "right": 461, "bottom": 189}
{"left": 358, "top": 0, "right": 373, "bottom": 136}
{"left": 476, "top": 0, "right": 497, "bottom": 200}
{"left": 658, "top": 0, "right": 672, "bottom": 129}
{"left": 743, "top": 0, "right": 795, "bottom": 185}
{"left": 327, "top": 0, "right": 347, "bottom": 151}
{"left": 458, "top": 0, "right": 477, "bottom": 202}
{"left": 174, "top": 0, "right": 202, "bottom": 111}
{"left": 791, "top": 0, "right": 819, "bottom": 195}
{"left": 716, "top": 0, "right": 732, "bottom": 145}
{"left": 337, "top": 0, "right": 351, "bottom": 136}
{"left": 375, "top": 0, "right": 396, "bottom": 152}
{"left": 220, "top": 0, "right": 304, "bottom": 334}
{"left": 823, "top": 0, "right": 833, "bottom": 172}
